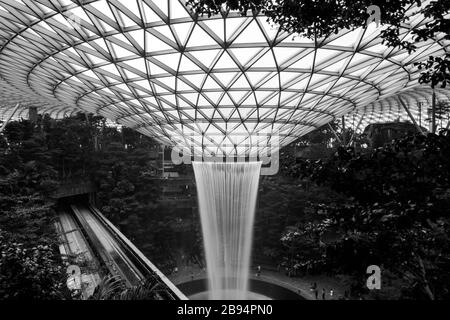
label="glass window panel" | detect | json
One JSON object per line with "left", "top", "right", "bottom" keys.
{"left": 202, "top": 76, "right": 221, "bottom": 90}
{"left": 246, "top": 71, "right": 271, "bottom": 87}
{"left": 145, "top": 30, "right": 173, "bottom": 52}
{"left": 189, "top": 49, "right": 220, "bottom": 68}
{"left": 225, "top": 17, "right": 248, "bottom": 41}
{"left": 179, "top": 55, "right": 202, "bottom": 72}
{"left": 188, "top": 25, "right": 216, "bottom": 47}
{"left": 219, "top": 94, "right": 234, "bottom": 106}
{"left": 213, "top": 51, "right": 238, "bottom": 69}
{"left": 140, "top": 1, "right": 162, "bottom": 23}
{"left": 234, "top": 19, "right": 266, "bottom": 44}
{"left": 252, "top": 50, "right": 276, "bottom": 68}
{"left": 153, "top": 52, "right": 181, "bottom": 70}
{"left": 170, "top": 0, "right": 190, "bottom": 19}
{"left": 172, "top": 22, "right": 193, "bottom": 45}
{"left": 289, "top": 52, "right": 315, "bottom": 69}
{"left": 202, "top": 18, "right": 224, "bottom": 41}
{"left": 203, "top": 91, "right": 222, "bottom": 104}
{"left": 182, "top": 73, "right": 205, "bottom": 88}
{"left": 229, "top": 91, "right": 247, "bottom": 103}
{"left": 211, "top": 72, "right": 237, "bottom": 87}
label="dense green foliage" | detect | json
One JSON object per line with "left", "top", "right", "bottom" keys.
{"left": 280, "top": 131, "right": 450, "bottom": 299}
{"left": 0, "top": 114, "right": 174, "bottom": 298}
{"left": 2, "top": 112, "right": 450, "bottom": 300}
{"left": 0, "top": 119, "right": 65, "bottom": 299}
{"left": 88, "top": 275, "right": 164, "bottom": 300}
{"left": 1, "top": 113, "right": 196, "bottom": 283}
{"left": 92, "top": 128, "right": 188, "bottom": 274}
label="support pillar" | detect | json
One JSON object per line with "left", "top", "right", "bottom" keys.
{"left": 29, "top": 106, "right": 38, "bottom": 124}
{"left": 431, "top": 89, "right": 436, "bottom": 134}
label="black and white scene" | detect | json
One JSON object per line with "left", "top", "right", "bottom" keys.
{"left": 0, "top": 0, "right": 449, "bottom": 309}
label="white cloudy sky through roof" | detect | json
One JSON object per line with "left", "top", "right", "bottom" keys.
{"left": 0, "top": 0, "right": 449, "bottom": 157}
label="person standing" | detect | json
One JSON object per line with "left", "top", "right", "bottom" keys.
{"left": 322, "top": 288, "right": 326, "bottom": 300}
{"left": 314, "top": 288, "right": 319, "bottom": 300}
{"left": 330, "top": 289, "right": 334, "bottom": 299}
{"left": 256, "top": 265, "right": 261, "bottom": 277}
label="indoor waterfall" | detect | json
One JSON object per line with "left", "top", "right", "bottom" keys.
{"left": 192, "top": 161, "right": 262, "bottom": 300}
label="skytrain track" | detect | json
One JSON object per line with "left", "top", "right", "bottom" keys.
{"left": 68, "top": 203, "right": 187, "bottom": 300}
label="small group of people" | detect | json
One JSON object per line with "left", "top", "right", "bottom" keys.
{"left": 310, "top": 282, "right": 334, "bottom": 300}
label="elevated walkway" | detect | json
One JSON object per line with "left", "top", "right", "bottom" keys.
{"left": 57, "top": 203, "right": 187, "bottom": 300}
{"left": 55, "top": 211, "right": 101, "bottom": 299}
{"left": 51, "top": 180, "right": 97, "bottom": 199}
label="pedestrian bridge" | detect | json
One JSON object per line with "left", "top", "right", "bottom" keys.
{"left": 51, "top": 179, "right": 97, "bottom": 199}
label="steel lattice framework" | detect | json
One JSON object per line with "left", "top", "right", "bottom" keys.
{"left": 0, "top": 0, "right": 449, "bottom": 156}
{"left": 347, "top": 87, "right": 450, "bottom": 133}
{"left": 0, "top": 78, "right": 78, "bottom": 120}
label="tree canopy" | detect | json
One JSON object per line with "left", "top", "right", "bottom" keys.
{"left": 280, "top": 130, "right": 450, "bottom": 299}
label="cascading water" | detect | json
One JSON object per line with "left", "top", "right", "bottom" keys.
{"left": 192, "top": 161, "right": 262, "bottom": 300}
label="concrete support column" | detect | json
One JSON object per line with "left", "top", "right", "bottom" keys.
{"left": 431, "top": 89, "right": 436, "bottom": 134}
{"left": 29, "top": 106, "right": 38, "bottom": 123}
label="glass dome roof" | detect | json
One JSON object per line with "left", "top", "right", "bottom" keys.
{"left": 348, "top": 87, "right": 450, "bottom": 133}
{"left": 0, "top": 0, "right": 449, "bottom": 156}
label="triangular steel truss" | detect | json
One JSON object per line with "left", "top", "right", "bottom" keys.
{"left": 0, "top": 0, "right": 449, "bottom": 156}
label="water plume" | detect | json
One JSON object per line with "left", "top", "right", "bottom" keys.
{"left": 192, "top": 161, "right": 261, "bottom": 300}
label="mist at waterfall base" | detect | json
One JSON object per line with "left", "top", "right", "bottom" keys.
{"left": 192, "top": 161, "right": 262, "bottom": 300}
